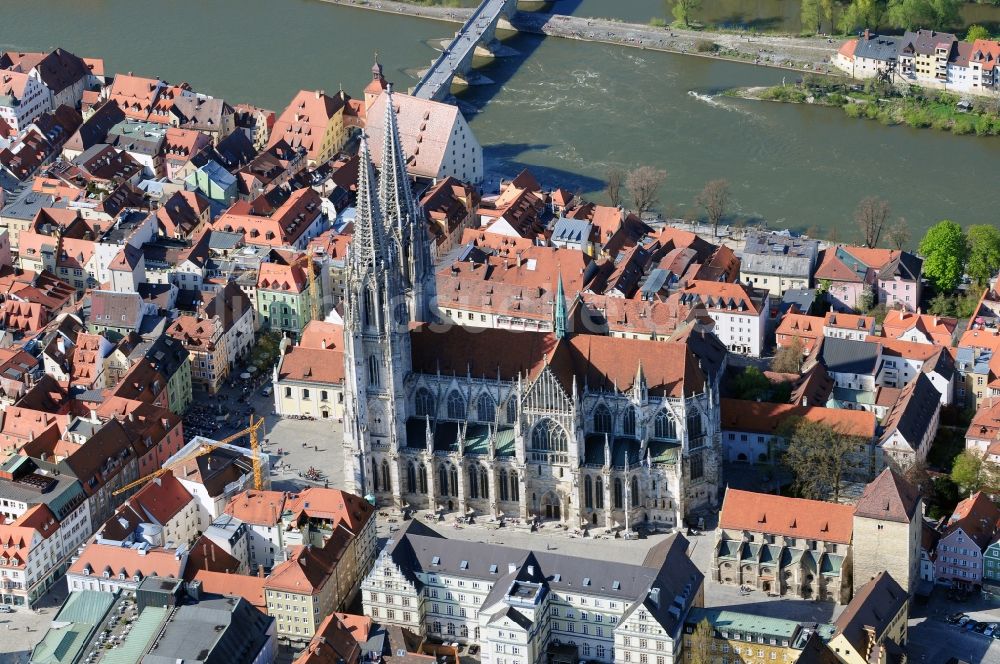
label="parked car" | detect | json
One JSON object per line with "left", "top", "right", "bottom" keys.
{"left": 975, "top": 622, "right": 989, "bottom": 633}
{"left": 958, "top": 617, "right": 972, "bottom": 627}
{"left": 985, "top": 626, "right": 995, "bottom": 638}
{"left": 261, "top": 386, "right": 272, "bottom": 397}
{"left": 964, "top": 621, "right": 979, "bottom": 632}
{"left": 0, "top": 605, "right": 12, "bottom": 613}
{"left": 947, "top": 613, "right": 967, "bottom": 624}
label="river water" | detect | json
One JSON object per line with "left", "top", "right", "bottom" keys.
{"left": 4, "top": 0, "right": 999, "bottom": 236}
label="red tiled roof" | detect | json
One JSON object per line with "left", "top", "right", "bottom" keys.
{"left": 720, "top": 488, "right": 855, "bottom": 544}
{"left": 720, "top": 398, "right": 876, "bottom": 438}
{"left": 881, "top": 310, "right": 956, "bottom": 346}
{"left": 67, "top": 542, "right": 184, "bottom": 579}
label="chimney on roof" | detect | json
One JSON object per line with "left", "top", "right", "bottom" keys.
{"left": 650, "top": 587, "right": 661, "bottom": 607}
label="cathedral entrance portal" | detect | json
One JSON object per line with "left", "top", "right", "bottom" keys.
{"left": 541, "top": 492, "right": 562, "bottom": 521}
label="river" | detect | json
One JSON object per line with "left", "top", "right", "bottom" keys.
{"left": 3, "top": 0, "right": 999, "bottom": 236}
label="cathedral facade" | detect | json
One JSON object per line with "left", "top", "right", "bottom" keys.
{"left": 340, "top": 88, "right": 727, "bottom": 530}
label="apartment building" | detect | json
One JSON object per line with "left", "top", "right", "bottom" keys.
{"left": 740, "top": 231, "right": 818, "bottom": 296}
{"left": 273, "top": 320, "right": 346, "bottom": 421}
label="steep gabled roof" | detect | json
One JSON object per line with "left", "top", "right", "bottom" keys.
{"left": 719, "top": 489, "right": 855, "bottom": 544}
{"left": 854, "top": 468, "right": 920, "bottom": 524}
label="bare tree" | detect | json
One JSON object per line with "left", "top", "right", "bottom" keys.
{"left": 781, "top": 419, "right": 861, "bottom": 502}
{"left": 687, "top": 618, "right": 715, "bottom": 664}
{"left": 696, "top": 179, "right": 731, "bottom": 238}
{"left": 625, "top": 166, "right": 667, "bottom": 215}
{"left": 771, "top": 337, "right": 804, "bottom": 374}
{"left": 606, "top": 168, "right": 625, "bottom": 208}
{"left": 887, "top": 217, "right": 910, "bottom": 250}
{"left": 854, "top": 196, "right": 890, "bottom": 248}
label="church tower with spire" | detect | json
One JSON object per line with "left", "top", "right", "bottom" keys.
{"left": 341, "top": 133, "right": 411, "bottom": 500}
{"left": 378, "top": 84, "right": 436, "bottom": 324}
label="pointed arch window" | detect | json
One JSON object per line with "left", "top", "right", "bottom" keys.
{"left": 418, "top": 463, "right": 428, "bottom": 493}
{"left": 613, "top": 478, "right": 624, "bottom": 509}
{"left": 595, "top": 476, "right": 604, "bottom": 509}
{"left": 593, "top": 404, "right": 612, "bottom": 434}
{"left": 468, "top": 466, "right": 479, "bottom": 499}
{"left": 584, "top": 475, "right": 593, "bottom": 509}
{"left": 476, "top": 393, "right": 496, "bottom": 423}
{"left": 687, "top": 413, "right": 705, "bottom": 439}
{"left": 654, "top": 410, "right": 676, "bottom": 440}
{"left": 480, "top": 466, "right": 489, "bottom": 499}
{"left": 406, "top": 463, "right": 417, "bottom": 493}
{"left": 415, "top": 388, "right": 435, "bottom": 418}
{"left": 363, "top": 286, "right": 378, "bottom": 329}
{"left": 381, "top": 460, "right": 391, "bottom": 493}
{"left": 368, "top": 355, "right": 381, "bottom": 387}
{"left": 630, "top": 476, "right": 639, "bottom": 508}
{"left": 446, "top": 391, "right": 466, "bottom": 420}
{"left": 506, "top": 398, "right": 518, "bottom": 424}
{"left": 622, "top": 407, "right": 637, "bottom": 437}
{"left": 499, "top": 469, "right": 509, "bottom": 501}
{"left": 510, "top": 472, "right": 520, "bottom": 502}
{"left": 449, "top": 465, "right": 459, "bottom": 497}
{"left": 438, "top": 464, "right": 449, "bottom": 496}
{"left": 531, "top": 418, "right": 568, "bottom": 452}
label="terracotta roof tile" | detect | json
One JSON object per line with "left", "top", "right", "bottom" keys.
{"left": 719, "top": 488, "right": 855, "bottom": 544}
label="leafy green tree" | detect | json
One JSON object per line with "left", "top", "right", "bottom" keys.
{"left": 857, "top": 286, "right": 876, "bottom": 313}
{"left": 919, "top": 220, "right": 968, "bottom": 294}
{"left": 966, "top": 224, "right": 1000, "bottom": 288}
{"left": 671, "top": 0, "right": 702, "bottom": 27}
{"left": 950, "top": 450, "right": 1000, "bottom": 495}
{"left": 838, "top": 0, "right": 887, "bottom": 33}
{"left": 731, "top": 366, "right": 772, "bottom": 400}
{"left": 966, "top": 24, "right": 991, "bottom": 42}
{"left": 802, "top": 0, "right": 822, "bottom": 33}
{"left": 887, "top": 0, "right": 960, "bottom": 30}
{"left": 928, "top": 292, "right": 956, "bottom": 317}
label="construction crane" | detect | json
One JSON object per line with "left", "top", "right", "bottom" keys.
{"left": 113, "top": 416, "right": 267, "bottom": 496}
{"left": 289, "top": 251, "right": 322, "bottom": 324}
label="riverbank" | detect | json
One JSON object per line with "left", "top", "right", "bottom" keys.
{"left": 318, "top": 0, "right": 842, "bottom": 74}
{"left": 728, "top": 78, "right": 1000, "bottom": 136}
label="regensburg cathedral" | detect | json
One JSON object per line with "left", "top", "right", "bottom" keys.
{"left": 341, "top": 87, "right": 727, "bottom": 531}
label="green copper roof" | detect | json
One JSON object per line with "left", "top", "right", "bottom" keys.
{"left": 30, "top": 623, "right": 94, "bottom": 664}
{"left": 55, "top": 590, "right": 115, "bottom": 626}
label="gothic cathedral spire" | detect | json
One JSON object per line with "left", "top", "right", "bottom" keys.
{"left": 352, "top": 133, "right": 386, "bottom": 271}
{"left": 553, "top": 272, "right": 568, "bottom": 339}
{"left": 377, "top": 84, "right": 435, "bottom": 324}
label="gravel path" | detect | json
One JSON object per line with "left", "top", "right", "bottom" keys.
{"left": 320, "top": 0, "right": 843, "bottom": 75}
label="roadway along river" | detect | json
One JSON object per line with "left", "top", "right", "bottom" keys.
{"left": 3, "top": 0, "right": 999, "bottom": 236}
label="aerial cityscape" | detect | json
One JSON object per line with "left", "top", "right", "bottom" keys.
{"left": 1, "top": 0, "right": 1000, "bottom": 663}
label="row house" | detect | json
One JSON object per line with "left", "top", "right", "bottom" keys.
{"left": 827, "top": 572, "right": 909, "bottom": 664}
{"left": 162, "top": 126, "right": 211, "bottom": 181}
{"left": 881, "top": 309, "right": 957, "bottom": 346}
{"left": 93, "top": 471, "right": 199, "bottom": 549}
{"left": 0, "top": 70, "right": 49, "bottom": 133}
{"left": 167, "top": 313, "right": 227, "bottom": 393}
{"left": 236, "top": 139, "right": 307, "bottom": 200}
{"left": 965, "top": 397, "right": 1000, "bottom": 462}
{"left": 740, "top": 231, "right": 818, "bottom": 296}
{"left": 0, "top": 504, "right": 60, "bottom": 607}
{"left": 65, "top": 541, "right": 187, "bottom": 593}
{"left": 420, "top": 175, "right": 479, "bottom": 260}
{"left": 168, "top": 439, "right": 272, "bottom": 531}
{"left": 364, "top": 520, "right": 702, "bottom": 664}
{"left": 675, "top": 281, "right": 768, "bottom": 357}
{"left": 168, "top": 93, "right": 236, "bottom": 145}
{"left": 934, "top": 492, "right": 1000, "bottom": 590}
{"left": 214, "top": 187, "right": 327, "bottom": 251}
{"left": 273, "top": 320, "right": 346, "bottom": 421}
{"left": 268, "top": 89, "right": 348, "bottom": 167}
{"left": 876, "top": 372, "right": 941, "bottom": 472}
{"left": 1, "top": 48, "right": 93, "bottom": 111}
{"left": 256, "top": 257, "right": 317, "bottom": 338}
{"left": 713, "top": 489, "right": 856, "bottom": 604}
{"left": 683, "top": 608, "right": 835, "bottom": 663}
{"left": 815, "top": 245, "right": 921, "bottom": 313}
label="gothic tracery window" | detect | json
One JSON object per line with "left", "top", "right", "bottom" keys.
{"left": 622, "top": 407, "right": 637, "bottom": 437}
{"left": 654, "top": 410, "right": 676, "bottom": 440}
{"left": 476, "top": 393, "right": 496, "bottom": 423}
{"left": 415, "top": 388, "right": 435, "bottom": 418}
{"left": 531, "top": 418, "right": 568, "bottom": 452}
{"left": 446, "top": 390, "right": 466, "bottom": 420}
{"left": 593, "top": 404, "right": 612, "bottom": 434}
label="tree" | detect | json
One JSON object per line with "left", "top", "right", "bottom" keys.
{"left": 606, "top": 167, "right": 625, "bottom": 208}
{"left": 781, "top": 419, "right": 861, "bottom": 502}
{"left": 731, "top": 366, "right": 772, "bottom": 400}
{"left": 856, "top": 285, "right": 876, "bottom": 313}
{"left": 919, "top": 220, "right": 968, "bottom": 294}
{"left": 671, "top": 0, "right": 702, "bottom": 27}
{"left": 854, "top": 196, "right": 890, "bottom": 248}
{"left": 887, "top": 217, "right": 910, "bottom": 250}
{"left": 887, "top": 0, "right": 960, "bottom": 30}
{"left": 838, "top": 0, "right": 888, "bottom": 33}
{"left": 966, "top": 24, "right": 991, "bottom": 42}
{"left": 928, "top": 292, "right": 955, "bottom": 317}
{"left": 625, "top": 166, "right": 667, "bottom": 215}
{"left": 801, "top": 0, "right": 822, "bottom": 33}
{"left": 966, "top": 224, "right": 1000, "bottom": 288}
{"left": 696, "top": 179, "right": 731, "bottom": 238}
{"left": 949, "top": 450, "right": 1000, "bottom": 495}
{"left": 687, "top": 618, "right": 714, "bottom": 664}
{"left": 772, "top": 337, "right": 805, "bottom": 374}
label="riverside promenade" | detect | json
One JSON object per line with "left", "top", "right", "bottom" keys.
{"left": 320, "top": 0, "right": 843, "bottom": 75}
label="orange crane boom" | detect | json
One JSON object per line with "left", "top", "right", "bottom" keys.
{"left": 113, "top": 415, "right": 267, "bottom": 496}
